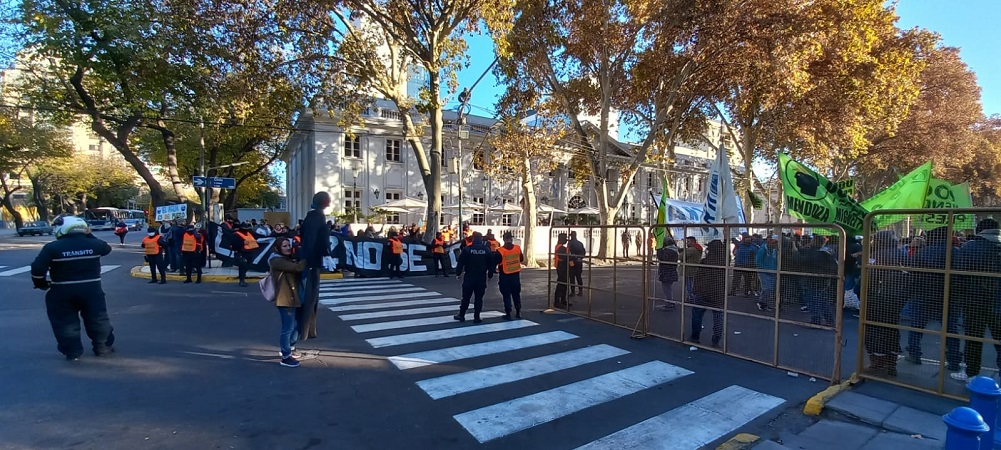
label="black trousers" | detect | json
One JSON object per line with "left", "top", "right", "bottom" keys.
{"left": 555, "top": 267, "right": 569, "bottom": 306}
{"left": 237, "top": 251, "right": 251, "bottom": 281}
{"left": 962, "top": 303, "right": 1001, "bottom": 377}
{"left": 433, "top": 253, "right": 449, "bottom": 276}
{"left": 297, "top": 267, "right": 320, "bottom": 340}
{"left": 183, "top": 252, "right": 202, "bottom": 281}
{"left": 499, "top": 273, "right": 522, "bottom": 313}
{"left": 570, "top": 263, "right": 583, "bottom": 294}
{"left": 45, "top": 284, "right": 115, "bottom": 358}
{"left": 388, "top": 254, "right": 403, "bottom": 278}
{"left": 146, "top": 254, "right": 166, "bottom": 281}
{"left": 459, "top": 282, "right": 486, "bottom": 317}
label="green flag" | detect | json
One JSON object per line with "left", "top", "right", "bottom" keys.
{"left": 860, "top": 162, "right": 933, "bottom": 227}
{"left": 919, "top": 179, "right": 974, "bottom": 230}
{"left": 652, "top": 177, "right": 669, "bottom": 247}
{"left": 835, "top": 179, "right": 856, "bottom": 199}
{"left": 778, "top": 153, "right": 868, "bottom": 235}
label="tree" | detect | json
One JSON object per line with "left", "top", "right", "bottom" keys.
{"left": 284, "top": 0, "right": 514, "bottom": 242}
{"left": 0, "top": 107, "right": 71, "bottom": 228}
{"left": 29, "top": 154, "right": 139, "bottom": 216}
{"left": 484, "top": 112, "right": 565, "bottom": 267}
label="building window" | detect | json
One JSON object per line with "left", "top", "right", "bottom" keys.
{"left": 344, "top": 136, "right": 361, "bottom": 158}
{"left": 472, "top": 150, "right": 485, "bottom": 170}
{"left": 647, "top": 172, "right": 656, "bottom": 189}
{"left": 385, "top": 191, "right": 402, "bottom": 202}
{"left": 88, "top": 144, "right": 98, "bottom": 152}
{"left": 568, "top": 195, "right": 586, "bottom": 209}
{"left": 472, "top": 213, "right": 485, "bottom": 225}
{"left": 386, "top": 139, "right": 402, "bottom": 162}
{"left": 344, "top": 189, "right": 361, "bottom": 211}
{"left": 473, "top": 196, "right": 484, "bottom": 205}
{"left": 502, "top": 214, "right": 514, "bottom": 226}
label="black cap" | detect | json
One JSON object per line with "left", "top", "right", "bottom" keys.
{"left": 472, "top": 231, "right": 483, "bottom": 243}
{"left": 147, "top": 226, "right": 157, "bottom": 233}
{"left": 502, "top": 231, "right": 513, "bottom": 239}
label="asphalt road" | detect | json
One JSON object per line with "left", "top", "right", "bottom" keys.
{"left": 0, "top": 231, "right": 961, "bottom": 448}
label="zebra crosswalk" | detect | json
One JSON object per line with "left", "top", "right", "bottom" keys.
{"left": 318, "top": 277, "right": 787, "bottom": 448}
{"left": 0, "top": 264, "right": 122, "bottom": 277}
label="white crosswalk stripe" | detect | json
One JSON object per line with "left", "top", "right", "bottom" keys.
{"left": 339, "top": 305, "right": 461, "bottom": 321}
{"left": 388, "top": 331, "right": 578, "bottom": 370}
{"left": 100, "top": 265, "right": 121, "bottom": 274}
{"left": 0, "top": 265, "right": 6, "bottom": 269}
{"left": 0, "top": 266, "right": 32, "bottom": 276}
{"left": 325, "top": 281, "right": 785, "bottom": 447}
{"left": 416, "top": 344, "right": 630, "bottom": 400}
{"left": 351, "top": 312, "right": 504, "bottom": 333}
{"left": 320, "top": 277, "right": 391, "bottom": 284}
{"left": 320, "top": 281, "right": 403, "bottom": 290}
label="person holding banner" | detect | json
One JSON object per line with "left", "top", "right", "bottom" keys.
{"left": 298, "top": 192, "right": 331, "bottom": 341}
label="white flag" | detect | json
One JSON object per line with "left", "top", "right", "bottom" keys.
{"left": 701, "top": 146, "right": 744, "bottom": 225}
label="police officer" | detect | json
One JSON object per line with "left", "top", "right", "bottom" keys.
{"left": 554, "top": 233, "right": 571, "bottom": 308}
{"left": 30, "top": 216, "right": 115, "bottom": 361}
{"left": 181, "top": 224, "right": 203, "bottom": 284}
{"left": 141, "top": 226, "right": 167, "bottom": 284}
{"left": 496, "top": 231, "right": 524, "bottom": 319}
{"left": 454, "top": 232, "right": 496, "bottom": 324}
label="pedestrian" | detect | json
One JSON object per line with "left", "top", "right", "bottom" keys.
{"left": 386, "top": 231, "right": 404, "bottom": 279}
{"left": 269, "top": 236, "right": 306, "bottom": 368}
{"left": 656, "top": 237, "right": 679, "bottom": 310}
{"left": 798, "top": 235, "right": 838, "bottom": 326}
{"left": 950, "top": 220, "right": 1001, "bottom": 381}
{"left": 905, "top": 226, "right": 963, "bottom": 370}
{"left": 141, "top": 226, "right": 167, "bottom": 284}
{"left": 680, "top": 236, "right": 703, "bottom": 301}
{"left": 496, "top": 231, "right": 524, "bottom": 319}
{"left": 553, "top": 233, "right": 571, "bottom": 308}
{"left": 431, "top": 232, "right": 449, "bottom": 277}
{"left": 30, "top": 216, "right": 115, "bottom": 360}
{"left": 233, "top": 222, "right": 259, "bottom": 287}
{"left": 453, "top": 232, "right": 495, "bottom": 323}
{"left": 864, "top": 230, "right": 909, "bottom": 377}
{"left": 730, "top": 234, "right": 759, "bottom": 297}
{"left": 568, "top": 231, "right": 586, "bottom": 296}
{"left": 113, "top": 219, "right": 128, "bottom": 246}
{"left": 755, "top": 235, "right": 779, "bottom": 312}
{"left": 691, "top": 239, "right": 726, "bottom": 347}
{"left": 620, "top": 229, "right": 630, "bottom": 258}
{"left": 298, "top": 192, "right": 331, "bottom": 341}
{"left": 181, "top": 224, "right": 203, "bottom": 284}
{"left": 635, "top": 231, "right": 643, "bottom": 257}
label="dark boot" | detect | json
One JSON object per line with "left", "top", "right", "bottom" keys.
{"left": 473, "top": 313, "right": 482, "bottom": 324}
{"left": 149, "top": 279, "right": 157, "bottom": 284}
{"left": 453, "top": 314, "right": 465, "bottom": 322}
{"left": 502, "top": 312, "right": 512, "bottom": 320}
{"left": 886, "top": 355, "right": 898, "bottom": 377}
{"left": 184, "top": 278, "right": 192, "bottom": 284}
{"left": 515, "top": 309, "right": 521, "bottom": 319}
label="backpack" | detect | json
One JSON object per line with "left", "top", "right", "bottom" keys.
{"left": 259, "top": 272, "right": 281, "bottom": 302}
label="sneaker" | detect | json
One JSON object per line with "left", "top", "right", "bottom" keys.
{"left": 280, "top": 356, "right": 300, "bottom": 368}
{"left": 65, "top": 354, "right": 81, "bottom": 361}
{"left": 148, "top": 280, "right": 158, "bottom": 284}
{"left": 502, "top": 313, "right": 512, "bottom": 320}
{"left": 904, "top": 355, "right": 922, "bottom": 365}
{"left": 950, "top": 372, "right": 970, "bottom": 382}
{"left": 657, "top": 304, "right": 674, "bottom": 311}
{"left": 799, "top": 306, "right": 809, "bottom": 312}
{"left": 757, "top": 302, "right": 772, "bottom": 312}
{"left": 473, "top": 317, "right": 483, "bottom": 324}
{"left": 159, "top": 280, "right": 166, "bottom": 284}
{"left": 453, "top": 314, "right": 465, "bottom": 322}
{"left": 239, "top": 281, "right": 248, "bottom": 287}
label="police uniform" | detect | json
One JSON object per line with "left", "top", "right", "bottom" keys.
{"left": 496, "top": 232, "right": 524, "bottom": 319}
{"left": 181, "top": 227, "right": 203, "bottom": 283}
{"left": 453, "top": 234, "right": 496, "bottom": 323}
{"left": 141, "top": 226, "right": 167, "bottom": 284}
{"left": 30, "top": 218, "right": 115, "bottom": 360}
{"left": 387, "top": 234, "right": 404, "bottom": 279}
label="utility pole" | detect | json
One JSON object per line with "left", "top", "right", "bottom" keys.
{"left": 455, "top": 57, "right": 498, "bottom": 234}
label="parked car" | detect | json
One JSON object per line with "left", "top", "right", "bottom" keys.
{"left": 18, "top": 221, "right": 53, "bottom": 236}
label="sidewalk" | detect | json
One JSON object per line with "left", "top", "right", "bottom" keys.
{"left": 749, "top": 380, "right": 963, "bottom": 449}
{"left": 130, "top": 265, "right": 344, "bottom": 283}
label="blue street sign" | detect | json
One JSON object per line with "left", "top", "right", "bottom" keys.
{"left": 209, "top": 177, "right": 236, "bottom": 189}
{"left": 192, "top": 176, "right": 207, "bottom": 187}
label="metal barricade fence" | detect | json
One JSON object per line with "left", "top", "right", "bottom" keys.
{"left": 644, "top": 223, "right": 846, "bottom": 382}
{"left": 547, "top": 225, "right": 649, "bottom": 333}
{"left": 858, "top": 208, "right": 1001, "bottom": 400}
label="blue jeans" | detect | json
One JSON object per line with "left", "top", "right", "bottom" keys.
{"left": 661, "top": 281, "right": 675, "bottom": 302}
{"left": 906, "top": 301, "right": 962, "bottom": 367}
{"left": 278, "top": 306, "right": 299, "bottom": 358}
{"left": 691, "top": 307, "right": 723, "bottom": 345}
{"left": 684, "top": 277, "right": 695, "bottom": 302}
{"left": 758, "top": 273, "right": 776, "bottom": 306}
{"left": 804, "top": 288, "right": 834, "bottom": 325}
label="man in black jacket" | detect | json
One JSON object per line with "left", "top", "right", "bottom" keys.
{"left": 297, "top": 191, "right": 331, "bottom": 340}
{"left": 31, "top": 216, "right": 115, "bottom": 360}
{"left": 454, "top": 232, "right": 497, "bottom": 324}
{"left": 567, "top": 231, "right": 586, "bottom": 296}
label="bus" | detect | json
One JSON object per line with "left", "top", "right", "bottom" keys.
{"left": 122, "top": 209, "right": 147, "bottom": 231}
{"left": 84, "top": 207, "right": 121, "bottom": 231}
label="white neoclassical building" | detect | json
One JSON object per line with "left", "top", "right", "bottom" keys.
{"left": 283, "top": 98, "right": 762, "bottom": 227}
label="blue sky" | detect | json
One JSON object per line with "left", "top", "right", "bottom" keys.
{"left": 453, "top": 1, "right": 1001, "bottom": 118}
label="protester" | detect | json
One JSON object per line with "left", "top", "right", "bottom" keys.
{"left": 431, "top": 232, "right": 449, "bottom": 277}
{"left": 755, "top": 235, "right": 779, "bottom": 312}
{"left": 298, "top": 192, "right": 331, "bottom": 341}
{"left": 386, "top": 230, "right": 404, "bottom": 279}
{"left": 691, "top": 240, "right": 726, "bottom": 347}
{"left": 453, "top": 232, "right": 495, "bottom": 324}
{"left": 568, "top": 231, "right": 586, "bottom": 296}
{"left": 680, "top": 236, "right": 703, "bottom": 301}
{"left": 950, "top": 220, "right": 1001, "bottom": 381}
{"left": 730, "top": 234, "right": 760, "bottom": 297}
{"left": 233, "top": 222, "right": 258, "bottom": 287}
{"left": 799, "top": 235, "right": 838, "bottom": 326}
{"left": 906, "top": 226, "right": 962, "bottom": 370}
{"left": 269, "top": 237, "right": 306, "bottom": 368}
{"left": 656, "top": 237, "right": 679, "bottom": 311}
{"left": 864, "top": 230, "right": 909, "bottom": 377}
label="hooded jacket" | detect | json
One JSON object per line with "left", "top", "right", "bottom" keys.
{"left": 656, "top": 244, "right": 679, "bottom": 283}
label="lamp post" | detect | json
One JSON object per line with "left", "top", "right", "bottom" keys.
{"left": 202, "top": 161, "right": 248, "bottom": 269}
{"left": 351, "top": 160, "right": 362, "bottom": 224}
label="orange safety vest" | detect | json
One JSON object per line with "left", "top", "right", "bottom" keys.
{"left": 497, "top": 245, "right": 522, "bottom": 275}
{"left": 142, "top": 236, "right": 161, "bottom": 255}
{"left": 488, "top": 239, "right": 500, "bottom": 252}
{"left": 432, "top": 238, "right": 445, "bottom": 254}
{"left": 293, "top": 235, "right": 301, "bottom": 245}
{"left": 390, "top": 238, "right": 404, "bottom": 255}
{"left": 237, "top": 231, "right": 259, "bottom": 250}
{"left": 463, "top": 229, "right": 472, "bottom": 238}
{"left": 554, "top": 243, "right": 566, "bottom": 265}
{"left": 442, "top": 230, "right": 451, "bottom": 242}
{"left": 182, "top": 233, "right": 199, "bottom": 252}
{"left": 464, "top": 237, "right": 473, "bottom": 247}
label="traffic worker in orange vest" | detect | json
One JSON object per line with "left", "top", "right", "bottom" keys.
{"left": 181, "top": 224, "right": 203, "bottom": 284}
{"left": 496, "top": 231, "right": 524, "bottom": 319}
{"left": 234, "top": 223, "right": 259, "bottom": 287}
{"left": 461, "top": 226, "right": 474, "bottom": 249}
{"left": 386, "top": 231, "right": 405, "bottom": 279}
{"left": 441, "top": 225, "right": 452, "bottom": 244}
{"left": 485, "top": 229, "right": 500, "bottom": 253}
{"left": 141, "top": 226, "right": 167, "bottom": 284}
{"left": 431, "top": 232, "right": 450, "bottom": 277}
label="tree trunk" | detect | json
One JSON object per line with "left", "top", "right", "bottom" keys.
{"left": 420, "top": 70, "right": 444, "bottom": 244}
{"left": 594, "top": 181, "right": 618, "bottom": 260}
{"left": 521, "top": 153, "right": 539, "bottom": 268}
{"left": 27, "top": 173, "right": 49, "bottom": 222}
{"left": 0, "top": 175, "right": 25, "bottom": 229}
{"left": 156, "top": 122, "right": 190, "bottom": 203}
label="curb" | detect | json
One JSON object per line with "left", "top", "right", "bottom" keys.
{"left": 129, "top": 266, "right": 344, "bottom": 283}
{"left": 803, "top": 375, "right": 859, "bottom": 416}
{"left": 716, "top": 433, "right": 760, "bottom": 450}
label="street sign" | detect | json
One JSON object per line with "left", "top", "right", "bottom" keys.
{"left": 192, "top": 176, "right": 207, "bottom": 188}
{"left": 209, "top": 177, "right": 236, "bottom": 189}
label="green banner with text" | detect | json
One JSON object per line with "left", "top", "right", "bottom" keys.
{"left": 919, "top": 179, "right": 974, "bottom": 230}
{"left": 860, "top": 162, "right": 933, "bottom": 228}
{"left": 778, "top": 154, "right": 867, "bottom": 235}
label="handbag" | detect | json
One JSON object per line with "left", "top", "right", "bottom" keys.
{"left": 259, "top": 271, "right": 285, "bottom": 302}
